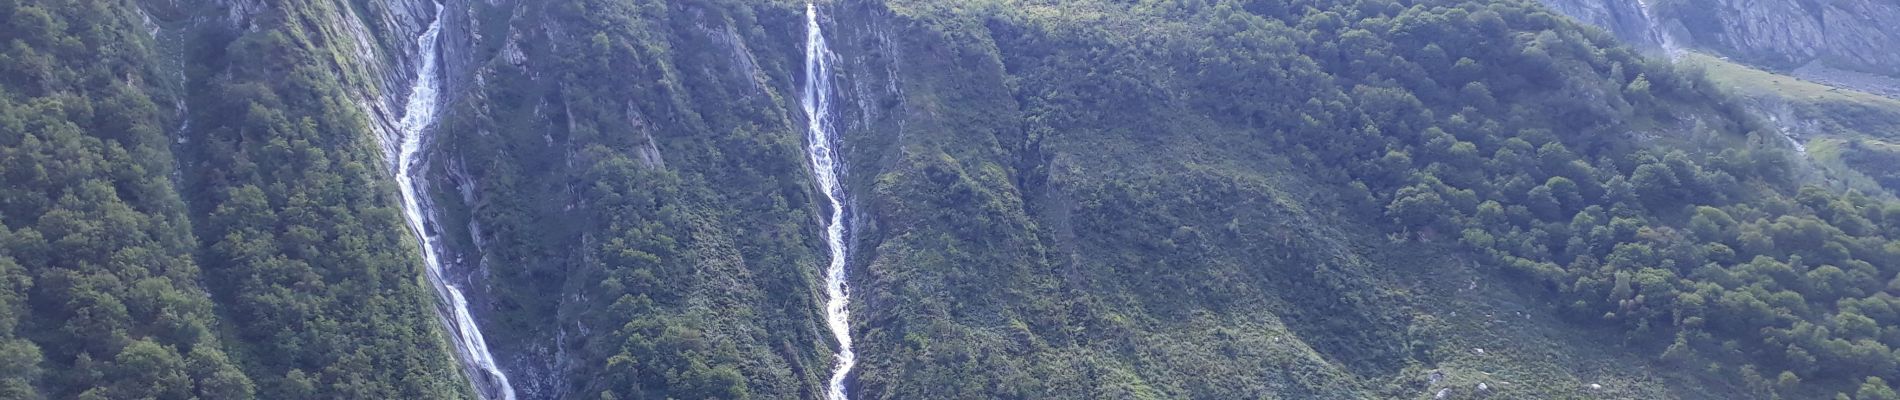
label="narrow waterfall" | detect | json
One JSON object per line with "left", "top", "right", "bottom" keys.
{"left": 802, "top": 4, "right": 857, "bottom": 399}
{"left": 390, "top": 4, "right": 518, "bottom": 400}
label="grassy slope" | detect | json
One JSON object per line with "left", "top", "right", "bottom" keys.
{"left": 1683, "top": 51, "right": 1900, "bottom": 197}
{"left": 1685, "top": 53, "right": 1900, "bottom": 110}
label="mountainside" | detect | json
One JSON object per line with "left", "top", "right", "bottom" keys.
{"left": 1538, "top": 0, "right": 1900, "bottom": 96}
{"left": 1533, "top": 0, "right": 1900, "bottom": 198}
{"left": 0, "top": 0, "right": 260, "bottom": 397}
{"left": 5, "top": 0, "right": 1900, "bottom": 399}
{"left": 1654, "top": 0, "right": 1900, "bottom": 80}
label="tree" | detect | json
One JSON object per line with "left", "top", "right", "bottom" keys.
{"left": 1860, "top": 377, "right": 1900, "bottom": 400}
{"left": 0, "top": 338, "right": 41, "bottom": 399}
{"left": 1690, "top": 206, "right": 1735, "bottom": 240}
{"left": 1804, "top": 265, "right": 1852, "bottom": 301}
{"left": 112, "top": 340, "right": 192, "bottom": 400}
{"left": 1778, "top": 371, "right": 1802, "bottom": 393}
{"left": 1388, "top": 182, "right": 1452, "bottom": 235}
{"left": 1625, "top": 74, "right": 1654, "bottom": 103}
{"left": 188, "top": 346, "right": 256, "bottom": 399}
{"left": 1630, "top": 162, "right": 1682, "bottom": 207}
{"left": 1527, "top": 185, "right": 1562, "bottom": 220}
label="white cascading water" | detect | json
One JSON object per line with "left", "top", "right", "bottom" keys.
{"left": 391, "top": 4, "right": 518, "bottom": 400}
{"left": 802, "top": 3, "right": 856, "bottom": 400}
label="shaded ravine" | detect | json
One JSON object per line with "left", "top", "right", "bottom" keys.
{"left": 388, "top": 3, "right": 518, "bottom": 399}
{"left": 803, "top": 3, "right": 856, "bottom": 399}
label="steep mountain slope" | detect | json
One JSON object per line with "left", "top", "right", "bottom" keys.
{"left": 164, "top": 0, "right": 482, "bottom": 396}
{"left": 0, "top": 0, "right": 254, "bottom": 397}
{"left": 814, "top": 0, "right": 1900, "bottom": 398}
{"left": 6, "top": 0, "right": 1900, "bottom": 399}
{"left": 423, "top": 0, "right": 834, "bottom": 397}
{"left": 1534, "top": 0, "right": 1900, "bottom": 199}
{"left": 1679, "top": 53, "right": 1900, "bottom": 195}
{"left": 5, "top": 0, "right": 479, "bottom": 397}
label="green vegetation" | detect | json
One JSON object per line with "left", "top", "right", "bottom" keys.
{"left": 1679, "top": 51, "right": 1900, "bottom": 199}
{"left": 3, "top": 0, "right": 499, "bottom": 398}
{"left": 172, "top": 0, "right": 476, "bottom": 396}
{"left": 0, "top": 0, "right": 255, "bottom": 398}
{"left": 10, "top": 0, "right": 1900, "bottom": 398}
{"left": 3, "top": 0, "right": 497, "bottom": 396}
{"left": 819, "top": 0, "right": 1900, "bottom": 398}
{"left": 432, "top": 0, "right": 831, "bottom": 398}
{"left": 1685, "top": 53, "right": 1900, "bottom": 109}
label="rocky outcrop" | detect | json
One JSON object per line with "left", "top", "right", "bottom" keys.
{"left": 238, "top": 0, "right": 438, "bottom": 165}
{"left": 1533, "top": 0, "right": 1661, "bottom": 50}
{"left": 1540, "top": 0, "right": 1900, "bottom": 79}
{"left": 1810, "top": 1, "right": 1900, "bottom": 77}
{"left": 1677, "top": 0, "right": 1900, "bottom": 78}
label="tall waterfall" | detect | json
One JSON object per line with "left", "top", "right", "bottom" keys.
{"left": 391, "top": 4, "right": 518, "bottom": 400}
{"left": 802, "top": 4, "right": 857, "bottom": 399}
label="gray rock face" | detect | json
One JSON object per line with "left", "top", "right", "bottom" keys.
{"left": 1813, "top": 0, "right": 1900, "bottom": 77}
{"left": 1699, "top": 0, "right": 1900, "bottom": 78}
{"left": 1540, "top": 0, "right": 1900, "bottom": 79}
{"left": 213, "top": 0, "right": 266, "bottom": 27}
{"left": 1535, "top": 0, "right": 1659, "bottom": 50}
{"left": 1683, "top": 0, "right": 1824, "bottom": 67}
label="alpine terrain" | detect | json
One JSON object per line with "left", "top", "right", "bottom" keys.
{"left": 2, "top": 0, "right": 1899, "bottom": 399}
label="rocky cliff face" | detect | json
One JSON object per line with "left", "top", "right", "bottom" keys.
{"left": 1676, "top": 0, "right": 1900, "bottom": 78}
{"left": 1533, "top": 0, "right": 1663, "bottom": 51}
{"left": 1540, "top": 0, "right": 1900, "bottom": 79}
{"left": 150, "top": 0, "right": 440, "bottom": 164}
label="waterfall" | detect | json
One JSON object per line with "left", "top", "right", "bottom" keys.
{"left": 803, "top": 4, "right": 857, "bottom": 399}
{"left": 391, "top": 4, "right": 518, "bottom": 399}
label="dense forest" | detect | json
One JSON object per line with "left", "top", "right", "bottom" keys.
{"left": 3, "top": 0, "right": 1899, "bottom": 398}
{"left": 794, "top": 0, "right": 1900, "bottom": 398}
{"left": 174, "top": 0, "right": 476, "bottom": 396}
{"left": 4, "top": 0, "right": 472, "bottom": 398}
{"left": 0, "top": 0, "right": 255, "bottom": 397}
